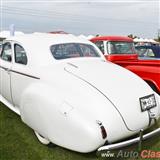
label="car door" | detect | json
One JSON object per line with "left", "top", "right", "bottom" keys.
{"left": 11, "top": 43, "right": 28, "bottom": 107}
{"left": 0, "top": 42, "right": 13, "bottom": 104}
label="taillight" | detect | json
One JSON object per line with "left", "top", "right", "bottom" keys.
{"left": 96, "top": 120, "right": 107, "bottom": 139}
{"left": 100, "top": 125, "right": 107, "bottom": 139}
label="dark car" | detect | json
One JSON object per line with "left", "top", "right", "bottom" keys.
{"left": 135, "top": 45, "right": 160, "bottom": 59}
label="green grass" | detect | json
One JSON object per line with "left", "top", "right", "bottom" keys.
{"left": 0, "top": 102, "right": 159, "bottom": 160}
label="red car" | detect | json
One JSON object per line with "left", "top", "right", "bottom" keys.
{"left": 91, "top": 36, "right": 160, "bottom": 94}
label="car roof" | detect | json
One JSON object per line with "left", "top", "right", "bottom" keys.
{"left": 4, "top": 33, "right": 101, "bottom": 66}
{"left": 6, "top": 33, "right": 92, "bottom": 46}
{"left": 90, "top": 36, "right": 133, "bottom": 42}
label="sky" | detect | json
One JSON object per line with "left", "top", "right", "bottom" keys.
{"left": 0, "top": 0, "right": 159, "bottom": 38}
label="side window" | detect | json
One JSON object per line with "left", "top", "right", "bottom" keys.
{"left": 14, "top": 44, "right": 27, "bottom": 65}
{"left": 146, "top": 49, "right": 155, "bottom": 57}
{"left": 1, "top": 42, "right": 12, "bottom": 62}
{"left": 94, "top": 41, "right": 104, "bottom": 53}
{"left": 136, "top": 48, "right": 155, "bottom": 57}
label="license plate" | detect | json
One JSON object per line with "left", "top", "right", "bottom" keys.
{"left": 139, "top": 94, "right": 157, "bottom": 112}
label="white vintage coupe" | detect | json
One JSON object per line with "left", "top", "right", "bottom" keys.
{"left": 0, "top": 33, "right": 160, "bottom": 153}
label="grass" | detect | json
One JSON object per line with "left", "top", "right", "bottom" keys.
{"left": 0, "top": 102, "right": 160, "bottom": 160}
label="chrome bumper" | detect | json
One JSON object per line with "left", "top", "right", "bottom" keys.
{"left": 98, "top": 127, "right": 160, "bottom": 151}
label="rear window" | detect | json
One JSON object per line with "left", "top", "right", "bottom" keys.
{"left": 50, "top": 43, "right": 100, "bottom": 60}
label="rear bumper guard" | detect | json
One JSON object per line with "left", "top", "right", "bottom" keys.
{"left": 98, "top": 127, "right": 160, "bottom": 151}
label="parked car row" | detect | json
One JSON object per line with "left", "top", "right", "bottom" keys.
{"left": 0, "top": 33, "right": 160, "bottom": 153}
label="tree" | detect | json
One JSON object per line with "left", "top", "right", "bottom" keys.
{"left": 128, "top": 34, "right": 138, "bottom": 39}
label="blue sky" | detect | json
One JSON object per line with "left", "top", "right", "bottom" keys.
{"left": 1, "top": 0, "right": 159, "bottom": 38}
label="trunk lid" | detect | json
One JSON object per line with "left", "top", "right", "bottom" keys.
{"left": 64, "top": 58, "right": 153, "bottom": 131}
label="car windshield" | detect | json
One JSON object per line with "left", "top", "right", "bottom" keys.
{"left": 107, "top": 41, "right": 135, "bottom": 54}
{"left": 50, "top": 43, "right": 100, "bottom": 60}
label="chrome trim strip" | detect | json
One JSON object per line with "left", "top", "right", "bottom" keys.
{"left": 0, "top": 66, "right": 8, "bottom": 71}
{"left": 11, "top": 70, "right": 40, "bottom": 80}
{"left": 0, "top": 66, "right": 40, "bottom": 79}
{"left": 98, "top": 127, "right": 160, "bottom": 151}
{"left": 67, "top": 62, "right": 78, "bottom": 68}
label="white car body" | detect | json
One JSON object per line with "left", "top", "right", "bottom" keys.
{"left": 0, "top": 33, "right": 160, "bottom": 153}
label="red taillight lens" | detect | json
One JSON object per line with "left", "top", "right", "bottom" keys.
{"left": 100, "top": 125, "right": 107, "bottom": 139}
{"left": 96, "top": 120, "right": 107, "bottom": 139}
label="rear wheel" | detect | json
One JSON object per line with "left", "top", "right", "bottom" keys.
{"left": 34, "top": 131, "right": 50, "bottom": 145}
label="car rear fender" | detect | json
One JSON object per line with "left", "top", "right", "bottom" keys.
{"left": 20, "top": 82, "right": 63, "bottom": 139}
